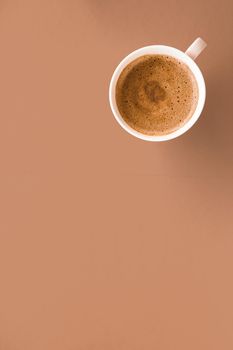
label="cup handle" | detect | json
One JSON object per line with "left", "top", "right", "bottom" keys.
{"left": 185, "top": 37, "right": 207, "bottom": 60}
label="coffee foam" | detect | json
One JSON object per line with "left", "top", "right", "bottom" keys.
{"left": 116, "top": 55, "right": 198, "bottom": 135}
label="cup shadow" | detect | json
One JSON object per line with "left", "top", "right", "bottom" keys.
{"left": 174, "top": 69, "right": 233, "bottom": 176}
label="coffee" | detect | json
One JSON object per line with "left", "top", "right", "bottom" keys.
{"left": 115, "top": 55, "right": 198, "bottom": 135}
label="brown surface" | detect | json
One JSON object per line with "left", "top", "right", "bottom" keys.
{"left": 0, "top": 1, "right": 233, "bottom": 349}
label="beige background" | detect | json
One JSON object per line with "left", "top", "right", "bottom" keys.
{"left": 0, "top": 1, "right": 233, "bottom": 349}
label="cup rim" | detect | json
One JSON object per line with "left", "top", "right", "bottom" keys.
{"left": 109, "top": 45, "right": 206, "bottom": 142}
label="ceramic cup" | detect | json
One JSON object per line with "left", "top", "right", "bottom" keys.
{"left": 109, "top": 37, "right": 207, "bottom": 141}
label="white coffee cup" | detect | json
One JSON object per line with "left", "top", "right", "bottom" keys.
{"left": 109, "top": 38, "right": 207, "bottom": 141}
